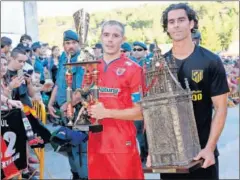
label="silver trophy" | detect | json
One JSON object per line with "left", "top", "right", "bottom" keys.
{"left": 63, "top": 9, "right": 102, "bottom": 133}
{"left": 142, "top": 41, "right": 202, "bottom": 173}
{"left": 73, "top": 9, "right": 90, "bottom": 48}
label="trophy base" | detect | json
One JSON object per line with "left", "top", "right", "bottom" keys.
{"left": 73, "top": 124, "right": 103, "bottom": 133}
{"left": 143, "top": 160, "right": 203, "bottom": 174}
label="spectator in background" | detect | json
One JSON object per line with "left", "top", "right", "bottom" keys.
{"left": 132, "top": 41, "right": 151, "bottom": 69}
{"left": 7, "top": 48, "right": 42, "bottom": 177}
{"left": 1, "top": 36, "right": 12, "bottom": 58}
{"left": 192, "top": 30, "right": 201, "bottom": 46}
{"left": 121, "top": 42, "right": 133, "bottom": 59}
{"left": 32, "top": 42, "right": 48, "bottom": 84}
{"left": 7, "top": 48, "right": 35, "bottom": 107}
{"left": 1, "top": 53, "right": 23, "bottom": 110}
{"left": 92, "top": 43, "right": 103, "bottom": 59}
{"left": 48, "top": 30, "right": 85, "bottom": 179}
{"left": 48, "top": 46, "right": 60, "bottom": 83}
{"left": 146, "top": 43, "right": 155, "bottom": 59}
{"left": 42, "top": 43, "right": 50, "bottom": 58}
{"left": 20, "top": 34, "right": 32, "bottom": 47}
{"left": 17, "top": 43, "right": 34, "bottom": 68}
{"left": 18, "top": 34, "right": 33, "bottom": 65}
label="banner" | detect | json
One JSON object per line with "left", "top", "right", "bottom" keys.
{"left": 1, "top": 109, "right": 27, "bottom": 180}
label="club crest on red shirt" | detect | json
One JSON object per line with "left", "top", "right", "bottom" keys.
{"left": 116, "top": 68, "right": 126, "bottom": 76}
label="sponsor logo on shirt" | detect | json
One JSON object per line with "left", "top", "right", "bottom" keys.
{"left": 99, "top": 87, "right": 120, "bottom": 95}
{"left": 192, "top": 90, "right": 203, "bottom": 101}
{"left": 126, "top": 141, "right": 132, "bottom": 146}
{"left": 192, "top": 70, "right": 203, "bottom": 83}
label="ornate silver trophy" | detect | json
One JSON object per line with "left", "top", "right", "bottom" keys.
{"left": 73, "top": 8, "right": 90, "bottom": 48}
{"left": 142, "top": 41, "right": 202, "bottom": 173}
{"left": 64, "top": 9, "right": 102, "bottom": 133}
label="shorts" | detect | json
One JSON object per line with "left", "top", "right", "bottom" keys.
{"left": 88, "top": 152, "right": 144, "bottom": 179}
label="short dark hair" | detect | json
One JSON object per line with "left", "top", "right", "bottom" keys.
{"left": 20, "top": 34, "right": 32, "bottom": 43}
{"left": 1, "top": 36, "right": 12, "bottom": 48}
{"left": 101, "top": 20, "right": 125, "bottom": 36}
{"left": 161, "top": 3, "right": 198, "bottom": 33}
{"left": 10, "top": 48, "right": 26, "bottom": 58}
{"left": 51, "top": 45, "right": 59, "bottom": 52}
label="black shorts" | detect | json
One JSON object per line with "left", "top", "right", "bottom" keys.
{"left": 161, "top": 157, "right": 219, "bottom": 180}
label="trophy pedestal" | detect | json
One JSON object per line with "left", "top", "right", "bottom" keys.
{"left": 74, "top": 124, "right": 103, "bottom": 133}
{"left": 143, "top": 160, "right": 203, "bottom": 174}
{"left": 89, "top": 124, "right": 103, "bottom": 132}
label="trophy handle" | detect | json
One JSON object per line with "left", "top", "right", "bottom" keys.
{"left": 74, "top": 106, "right": 85, "bottom": 126}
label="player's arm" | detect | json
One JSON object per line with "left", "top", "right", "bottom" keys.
{"left": 91, "top": 103, "right": 143, "bottom": 121}
{"left": 205, "top": 93, "right": 228, "bottom": 152}
{"left": 89, "top": 65, "right": 144, "bottom": 121}
{"left": 89, "top": 102, "right": 143, "bottom": 121}
{"left": 205, "top": 58, "right": 230, "bottom": 152}
{"left": 104, "top": 88, "right": 143, "bottom": 120}
{"left": 108, "top": 103, "right": 143, "bottom": 120}
{"left": 194, "top": 57, "right": 229, "bottom": 168}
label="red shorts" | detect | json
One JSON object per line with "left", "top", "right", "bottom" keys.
{"left": 88, "top": 152, "right": 144, "bottom": 179}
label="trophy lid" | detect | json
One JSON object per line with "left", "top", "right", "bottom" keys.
{"left": 64, "top": 61, "right": 101, "bottom": 67}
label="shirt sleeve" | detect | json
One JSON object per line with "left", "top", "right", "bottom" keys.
{"left": 129, "top": 66, "right": 144, "bottom": 103}
{"left": 209, "top": 57, "right": 230, "bottom": 97}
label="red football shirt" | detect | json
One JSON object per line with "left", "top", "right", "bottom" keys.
{"left": 87, "top": 54, "right": 144, "bottom": 153}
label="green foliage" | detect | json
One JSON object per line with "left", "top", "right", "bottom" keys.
{"left": 38, "top": 1, "right": 239, "bottom": 52}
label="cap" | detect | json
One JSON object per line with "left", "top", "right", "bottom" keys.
{"left": 121, "top": 42, "right": 132, "bottom": 52}
{"left": 31, "top": 41, "right": 42, "bottom": 50}
{"left": 1, "top": 36, "right": 12, "bottom": 46}
{"left": 93, "top": 43, "right": 103, "bottom": 49}
{"left": 133, "top": 41, "right": 147, "bottom": 50}
{"left": 63, "top": 30, "right": 79, "bottom": 42}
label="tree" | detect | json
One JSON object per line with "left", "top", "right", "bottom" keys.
{"left": 38, "top": 2, "right": 239, "bottom": 52}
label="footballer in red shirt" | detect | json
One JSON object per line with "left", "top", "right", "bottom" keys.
{"left": 87, "top": 20, "right": 144, "bottom": 179}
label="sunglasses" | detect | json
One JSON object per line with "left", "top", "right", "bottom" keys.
{"left": 133, "top": 48, "right": 144, "bottom": 52}
{"left": 121, "top": 50, "right": 127, "bottom": 53}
